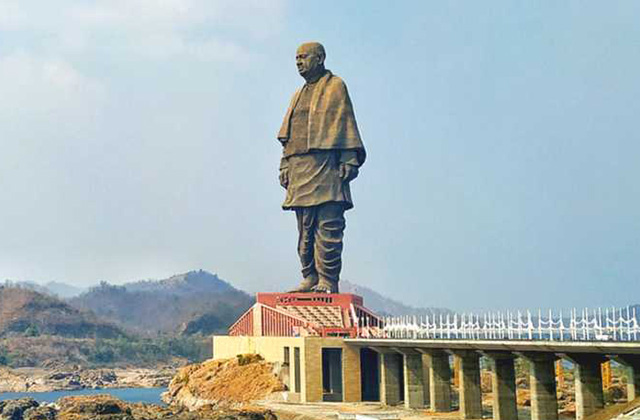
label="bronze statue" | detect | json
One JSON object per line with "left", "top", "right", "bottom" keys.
{"left": 277, "top": 42, "right": 366, "bottom": 293}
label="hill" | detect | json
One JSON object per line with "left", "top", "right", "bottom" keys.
{"left": 69, "top": 270, "right": 253, "bottom": 336}
{"left": 0, "top": 286, "right": 123, "bottom": 339}
{"left": 43, "top": 281, "right": 87, "bottom": 298}
{"left": 125, "top": 271, "right": 235, "bottom": 295}
{"left": 341, "top": 280, "right": 453, "bottom": 317}
{"left": 1, "top": 280, "right": 87, "bottom": 299}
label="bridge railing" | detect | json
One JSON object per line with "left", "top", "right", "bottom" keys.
{"left": 375, "top": 307, "right": 640, "bottom": 342}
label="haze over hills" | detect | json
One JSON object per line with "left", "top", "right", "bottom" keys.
{"left": 1, "top": 279, "right": 87, "bottom": 299}
{"left": 340, "top": 280, "right": 453, "bottom": 317}
{"left": 69, "top": 270, "right": 253, "bottom": 336}
{"left": 44, "top": 281, "right": 87, "bottom": 298}
{"left": 4, "top": 272, "right": 455, "bottom": 329}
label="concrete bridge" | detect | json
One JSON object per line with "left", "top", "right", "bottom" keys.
{"left": 222, "top": 294, "right": 640, "bottom": 420}
{"left": 346, "top": 338, "right": 640, "bottom": 420}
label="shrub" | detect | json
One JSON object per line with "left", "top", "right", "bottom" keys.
{"left": 24, "top": 324, "right": 40, "bottom": 337}
{"left": 237, "top": 354, "right": 263, "bottom": 366}
{"left": 0, "top": 346, "right": 9, "bottom": 365}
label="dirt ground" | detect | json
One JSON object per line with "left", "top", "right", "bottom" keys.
{"left": 260, "top": 401, "right": 451, "bottom": 420}
{"left": 261, "top": 401, "right": 634, "bottom": 420}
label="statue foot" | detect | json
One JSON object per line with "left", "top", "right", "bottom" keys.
{"left": 311, "top": 277, "right": 338, "bottom": 294}
{"left": 288, "top": 274, "right": 318, "bottom": 293}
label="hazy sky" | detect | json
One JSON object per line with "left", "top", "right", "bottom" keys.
{"left": 1, "top": 1, "right": 639, "bottom": 311}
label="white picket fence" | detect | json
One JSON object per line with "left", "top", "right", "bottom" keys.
{"left": 379, "top": 307, "right": 640, "bottom": 342}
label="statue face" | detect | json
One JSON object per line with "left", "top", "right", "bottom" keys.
{"left": 296, "top": 45, "right": 323, "bottom": 77}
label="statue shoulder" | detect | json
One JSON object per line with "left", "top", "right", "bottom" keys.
{"left": 325, "top": 73, "right": 349, "bottom": 94}
{"left": 285, "top": 86, "right": 303, "bottom": 107}
{"left": 326, "top": 72, "right": 346, "bottom": 85}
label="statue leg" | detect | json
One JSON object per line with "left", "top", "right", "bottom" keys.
{"left": 311, "top": 202, "right": 345, "bottom": 293}
{"left": 289, "top": 207, "right": 319, "bottom": 292}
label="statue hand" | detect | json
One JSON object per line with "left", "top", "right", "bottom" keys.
{"left": 279, "top": 168, "right": 289, "bottom": 189}
{"left": 340, "top": 163, "right": 359, "bottom": 183}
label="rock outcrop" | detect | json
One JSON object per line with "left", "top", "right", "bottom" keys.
{"left": 163, "top": 355, "right": 286, "bottom": 410}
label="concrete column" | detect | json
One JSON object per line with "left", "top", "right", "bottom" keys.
{"left": 522, "top": 353, "right": 558, "bottom": 420}
{"left": 566, "top": 354, "right": 606, "bottom": 420}
{"left": 342, "top": 344, "right": 362, "bottom": 402}
{"left": 423, "top": 350, "right": 452, "bottom": 412}
{"left": 379, "top": 352, "right": 402, "bottom": 406}
{"left": 484, "top": 352, "right": 518, "bottom": 420}
{"left": 422, "top": 353, "right": 431, "bottom": 408}
{"left": 615, "top": 355, "right": 640, "bottom": 401}
{"left": 453, "top": 351, "right": 483, "bottom": 419}
{"left": 302, "top": 339, "right": 321, "bottom": 403}
{"left": 402, "top": 352, "right": 426, "bottom": 408}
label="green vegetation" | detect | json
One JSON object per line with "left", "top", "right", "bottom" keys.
{"left": 24, "top": 324, "right": 40, "bottom": 337}
{"left": 84, "top": 336, "right": 211, "bottom": 366}
{"left": 0, "top": 335, "right": 211, "bottom": 368}
{"left": 0, "top": 345, "right": 10, "bottom": 365}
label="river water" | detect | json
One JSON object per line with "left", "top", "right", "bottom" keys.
{"left": 0, "top": 387, "right": 167, "bottom": 405}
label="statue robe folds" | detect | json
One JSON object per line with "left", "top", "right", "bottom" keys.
{"left": 278, "top": 70, "right": 366, "bottom": 165}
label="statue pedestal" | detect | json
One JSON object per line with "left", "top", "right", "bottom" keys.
{"left": 228, "top": 292, "right": 381, "bottom": 338}
{"left": 256, "top": 292, "right": 363, "bottom": 308}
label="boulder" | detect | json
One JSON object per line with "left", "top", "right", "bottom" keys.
{"left": 24, "top": 406, "right": 56, "bottom": 420}
{"left": 0, "top": 398, "right": 39, "bottom": 420}
{"left": 57, "top": 395, "right": 132, "bottom": 420}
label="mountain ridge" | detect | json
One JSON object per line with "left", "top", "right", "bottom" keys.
{"left": 4, "top": 271, "right": 455, "bottom": 334}
{"left": 69, "top": 270, "right": 253, "bottom": 336}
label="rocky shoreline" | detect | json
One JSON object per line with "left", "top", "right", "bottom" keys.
{"left": 0, "top": 366, "right": 176, "bottom": 393}
{"left": 0, "top": 395, "right": 277, "bottom": 420}
{"left": 0, "top": 358, "right": 285, "bottom": 420}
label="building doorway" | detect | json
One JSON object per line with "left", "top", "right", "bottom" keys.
{"left": 360, "top": 348, "right": 380, "bottom": 401}
{"left": 322, "top": 348, "right": 343, "bottom": 402}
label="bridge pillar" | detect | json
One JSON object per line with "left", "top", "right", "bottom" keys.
{"left": 521, "top": 353, "right": 559, "bottom": 420}
{"left": 392, "top": 348, "right": 426, "bottom": 408}
{"left": 566, "top": 354, "right": 606, "bottom": 420}
{"left": 422, "top": 353, "right": 431, "bottom": 408}
{"left": 419, "top": 349, "right": 452, "bottom": 412}
{"left": 484, "top": 352, "right": 518, "bottom": 420}
{"left": 404, "top": 353, "right": 425, "bottom": 408}
{"left": 378, "top": 351, "right": 402, "bottom": 405}
{"left": 615, "top": 355, "right": 640, "bottom": 401}
{"left": 451, "top": 350, "right": 483, "bottom": 419}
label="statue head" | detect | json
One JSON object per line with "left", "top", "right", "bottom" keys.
{"left": 296, "top": 42, "right": 326, "bottom": 81}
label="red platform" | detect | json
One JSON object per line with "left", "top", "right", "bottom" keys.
{"left": 256, "top": 292, "right": 363, "bottom": 308}
{"left": 228, "top": 292, "right": 382, "bottom": 338}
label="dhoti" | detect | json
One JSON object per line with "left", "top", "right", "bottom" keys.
{"left": 296, "top": 202, "right": 345, "bottom": 283}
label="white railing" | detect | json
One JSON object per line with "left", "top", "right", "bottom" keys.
{"left": 378, "top": 307, "right": 640, "bottom": 342}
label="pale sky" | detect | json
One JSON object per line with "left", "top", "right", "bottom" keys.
{"left": 1, "top": 1, "right": 639, "bottom": 311}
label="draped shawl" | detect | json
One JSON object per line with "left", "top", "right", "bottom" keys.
{"left": 277, "top": 70, "right": 366, "bottom": 165}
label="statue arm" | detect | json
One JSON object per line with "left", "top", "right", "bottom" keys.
{"left": 280, "top": 155, "right": 289, "bottom": 170}
{"left": 339, "top": 150, "right": 360, "bottom": 182}
{"left": 279, "top": 154, "right": 289, "bottom": 189}
{"left": 339, "top": 150, "right": 360, "bottom": 167}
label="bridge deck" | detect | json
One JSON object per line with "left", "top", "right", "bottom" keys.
{"left": 345, "top": 338, "right": 640, "bottom": 355}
